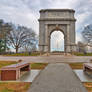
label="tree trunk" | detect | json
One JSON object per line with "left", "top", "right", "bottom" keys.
{"left": 16, "top": 47, "right": 18, "bottom": 53}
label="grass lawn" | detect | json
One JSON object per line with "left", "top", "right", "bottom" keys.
{"left": 74, "top": 53, "right": 92, "bottom": 56}
{"left": 31, "top": 63, "right": 48, "bottom": 69}
{"left": 4, "top": 52, "right": 41, "bottom": 56}
{"left": 0, "top": 61, "right": 17, "bottom": 69}
{"left": 0, "top": 82, "right": 30, "bottom": 92}
{"left": 69, "top": 62, "right": 83, "bottom": 69}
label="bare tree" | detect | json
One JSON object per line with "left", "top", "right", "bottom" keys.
{"left": 82, "top": 24, "right": 92, "bottom": 44}
{"left": 0, "top": 19, "right": 12, "bottom": 53}
{"left": 7, "top": 25, "right": 36, "bottom": 53}
{"left": 23, "top": 30, "right": 37, "bottom": 53}
{"left": 0, "top": 20, "right": 12, "bottom": 38}
{"left": 77, "top": 41, "right": 85, "bottom": 53}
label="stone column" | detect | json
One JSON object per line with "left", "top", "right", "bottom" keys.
{"left": 44, "top": 24, "right": 48, "bottom": 52}
{"left": 66, "top": 24, "right": 71, "bottom": 52}
{"left": 48, "top": 35, "right": 50, "bottom": 53}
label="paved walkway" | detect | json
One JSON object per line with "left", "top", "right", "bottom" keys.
{"left": 0, "top": 55, "right": 91, "bottom": 63}
{"left": 28, "top": 63, "right": 88, "bottom": 92}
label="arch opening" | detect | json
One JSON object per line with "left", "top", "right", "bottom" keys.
{"left": 50, "top": 30, "right": 64, "bottom": 52}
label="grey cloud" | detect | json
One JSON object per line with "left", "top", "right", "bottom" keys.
{"left": 0, "top": 0, "right": 24, "bottom": 9}
{"left": 71, "top": 0, "right": 92, "bottom": 32}
{"left": 0, "top": 0, "right": 92, "bottom": 43}
{"left": 74, "top": 0, "right": 92, "bottom": 14}
{"left": 22, "top": 0, "right": 52, "bottom": 11}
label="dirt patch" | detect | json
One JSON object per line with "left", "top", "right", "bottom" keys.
{"left": 83, "top": 82, "right": 92, "bottom": 92}
{"left": 69, "top": 62, "right": 83, "bottom": 69}
{"left": 0, "top": 82, "right": 31, "bottom": 92}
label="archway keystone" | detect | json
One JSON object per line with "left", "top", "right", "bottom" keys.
{"left": 38, "top": 9, "right": 76, "bottom": 53}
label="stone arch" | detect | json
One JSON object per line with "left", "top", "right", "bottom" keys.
{"left": 50, "top": 28, "right": 64, "bottom": 36}
{"left": 38, "top": 9, "right": 77, "bottom": 53}
{"left": 50, "top": 28, "right": 65, "bottom": 35}
{"left": 48, "top": 25, "right": 67, "bottom": 52}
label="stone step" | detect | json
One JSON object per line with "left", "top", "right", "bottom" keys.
{"left": 50, "top": 52, "right": 65, "bottom": 55}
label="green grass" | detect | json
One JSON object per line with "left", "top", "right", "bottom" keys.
{"left": 4, "top": 52, "right": 41, "bottom": 56}
{"left": 0, "top": 82, "right": 30, "bottom": 92}
{"left": 74, "top": 52, "right": 92, "bottom": 56}
{"left": 31, "top": 63, "right": 48, "bottom": 69}
{"left": 69, "top": 62, "right": 83, "bottom": 69}
{"left": 0, "top": 61, "right": 17, "bottom": 69}
{"left": 1, "top": 88, "right": 14, "bottom": 92}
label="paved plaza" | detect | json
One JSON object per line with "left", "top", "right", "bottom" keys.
{"left": 0, "top": 55, "right": 91, "bottom": 63}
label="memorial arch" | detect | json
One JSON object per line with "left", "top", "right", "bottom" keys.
{"left": 39, "top": 9, "right": 76, "bottom": 53}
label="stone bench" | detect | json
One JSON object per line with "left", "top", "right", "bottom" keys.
{"left": 0, "top": 61, "right": 30, "bottom": 81}
{"left": 83, "top": 63, "right": 92, "bottom": 73}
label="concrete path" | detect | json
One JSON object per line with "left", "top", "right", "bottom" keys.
{"left": 0, "top": 55, "right": 91, "bottom": 63}
{"left": 28, "top": 63, "right": 88, "bottom": 92}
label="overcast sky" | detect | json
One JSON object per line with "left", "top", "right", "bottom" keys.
{"left": 0, "top": 0, "right": 92, "bottom": 51}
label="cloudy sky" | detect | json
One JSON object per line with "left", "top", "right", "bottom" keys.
{"left": 0, "top": 0, "right": 92, "bottom": 51}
